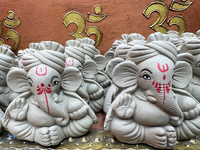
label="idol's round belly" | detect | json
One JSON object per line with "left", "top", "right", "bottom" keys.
{"left": 27, "top": 102, "right": 56, "bottom": 127}
{"left": 133, "top": 99, "right": 170, "bottom": 126}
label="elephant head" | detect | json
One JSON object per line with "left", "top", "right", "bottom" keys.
{"left": 167, "top": 30, "right": 182, "bottom": 49}
{"left": 64, "top": 39, "right": 105, "bottom": 112}
{"left": 178, "top": 39, "right": 200, "bottom": 101}
{"left": 112, "top": 32, "right": 183, "bottom": 126}
{"left": 103, "top": 57, "right": 124, "bottom": 113}
{"left": 64, "top": 40, "right": 97, "bottom": 79}
{"left": 0, "top": 45, "right": 18, "bottom": 86}
{"left": 113, "top": 33, "right": 146, "bottom": 60}
{"left": 17, "top": 45, "right": 40, "bottom": 69}
{"left": 176, "top": 32, "right": 199, "bottom": 52}
{"left": 7, "top": 42, "right": 83, "bottom": 121}
{"left": 179, "top": 39, "right": 200, "bottom": 77}
{"left": 0, "top": 45, "right": 19, "bottom": 109}
{"left": 77, "top": 37, "right": 100, "bottom": 60}
{"left": 75, "top": 38, "right": 110, "bottom": 84}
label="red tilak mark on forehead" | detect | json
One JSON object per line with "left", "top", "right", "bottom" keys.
{"left": 157, "top": 63, "right": 169, "bottom": 73}
{"left": 65, "top": 58, "right": 74, "bottom": 66}
{"left": 36, "top": 66, "right": 47, "bottom": 76}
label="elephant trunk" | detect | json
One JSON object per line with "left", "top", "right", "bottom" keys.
{"left": 34, "top": 91, "right": 68, "bottom": 119}
{"left": 145, "top": 87, "right": 183, "bottom": 126}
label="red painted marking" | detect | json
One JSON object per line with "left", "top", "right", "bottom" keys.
{"left": 157, "top": 63, "right": 169, "bottom": 73}
{"left": 37, "top": 89, "right": 43, "bottom": 95}
{"left": 44, "top": 90, "right": 50, "bottom": 114}
{"left": 37, "top": 87, "right": 41, "bottom": 92}
{"left": 36, "top": 66, "right": 47, "bottom": 76}
{"left": 155, "top": 82, "right": 158, "bottom": 88}
{"left": 153, "top": 80, "right": 171, "bottom": 105}
{"left": 37, "top": 83, "right": 52, "bottom": 114}
{"left": 163, "top": 84, "right": 166, "bottom": 105}
{"left": 168, "top": 80, "right": 171, "bottom": 87}
{"left": 166, "top": 85, "right": 170, "bottom": 93}
{"left": 65, "top": 58, "right": 74, "bottom": 66}
{"left": 45, "top": 86, "right": 52, "bottom": 94}
{"left": 163, "top": 75, "right": 166, "bottom": 80}
{"left": 152, "top": 80, "right": 155, "bottom": 85}
{"left": 156, "top": 83, "right": 161, "bottom": 93}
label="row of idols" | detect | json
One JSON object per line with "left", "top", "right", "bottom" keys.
{"left": 0, "top": 30, "right": 200, "bottom": 149}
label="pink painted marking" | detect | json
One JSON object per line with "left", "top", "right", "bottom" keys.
{"left": 157, "top": 63, "right": 169, "bottom": 73}
{"left": 19, "top": 59, "right": 24, "bottom": 68}
{"left": 37, "top": 83, "right": 52, "bottom": 114}
{"left": 65, "top": 58, "right": 74, "bottom": 66}
{"left": 36, "top": 66, "right": 47, "bottom": 76}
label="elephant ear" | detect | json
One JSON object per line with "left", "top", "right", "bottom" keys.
{"left": 94, "top": 55, "right": 107, "bottom": 71}
{"left": 112, "top": 61, "right": 138, "bottom": 88}
{"left": 177, "top": 53, "right": 195, "bottom": 65}
{"left": 82, "top": 59, "right": 97, "bottom": 79}
{"left": 105, "top": 57, "right": 124, "bottom": 79}
{"left": 173, "top": 61, "right": 192, "bottom": 88}
{"left": 104, "top": 51, "right": 114, "bottom": 63}
{"left": 7, "top": 67, "right": 29, "bottom": 93}
{"left": 61, "top": 67, "right": 83, "bottom": 92}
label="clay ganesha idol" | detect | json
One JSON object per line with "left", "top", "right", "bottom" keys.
{"left": 104, "top": 32, "right": 200, "bottom": 149}
{"left": 65, "top": 40, "right": 105, "bottom": 113}
{"left": 78, "top": 38, "right": 111, "bottom": 93}
{"left": 0, "top": 45, "right": 19, "bottom": 111}
{"left": 0, "top": 45, "right": 19, "bottom": 133}
{"left": 2, "top": 42, "right": 98, "bottom": 146}
{"left": 179, "top": 39, "right": 200, "bottom": 103}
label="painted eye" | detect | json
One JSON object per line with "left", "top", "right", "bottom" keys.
{"left": 195, "top": 61, "right": 200, "bottom": 68}
{"left": 53, "top": 81, "right": 59, "bottom": 85}
{"left": 51, "top": 76, "right": 60, "bottom": 86}
{"left": 77, "top": 66, "right": 82, "bottom": 72}
{"left": 28, "top": 78, "right": 33, "bottom": 87}
{"left": 142, "top": 74, "right": 151, "bottom": 80}
{"left": 0, "top": 75, "right": 4, "bottom": 81}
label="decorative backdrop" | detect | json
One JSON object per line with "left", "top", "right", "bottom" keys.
{"left": 0, "top": 0, "right": 199, "bottom": 54}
